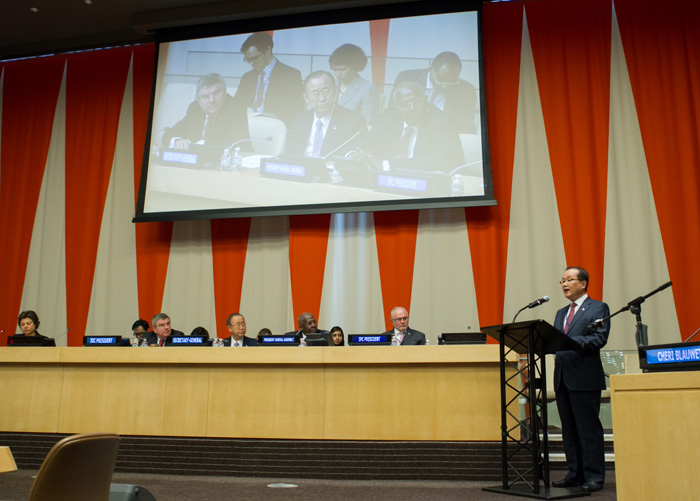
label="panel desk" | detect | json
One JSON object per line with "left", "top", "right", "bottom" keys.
{"left": 0, "top": 346, "right": 514, "bottom": 441}
{"left": 610, "top": 371, "right": 700, "bottom": 500}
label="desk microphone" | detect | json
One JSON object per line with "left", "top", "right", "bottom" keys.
{"left": 227, "top": 137, "right": 272, "bottom": 150}
{"left": 322, "top": 130, "right": 364, "bottom": 160}
{"left": 54, "top": 328, "right": 71, "bottom": 345}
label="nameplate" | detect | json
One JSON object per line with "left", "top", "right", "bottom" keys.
{"left": 161, "top": 149, "right": 199, "bottom": 166}
{"left": 639, "top": 341, "right": 700, "bottom": 372}
{"left": 260, "top": 336, "right": 299, "bottom": 346}
{"left": 83, "top": 336, "right": 122, "bottom": 346}
{"left": 167, "top": 335, "right": 208, "bottom": 346}
{"left": 262, "top": 161, "right": 306, "bottom": 178}
{"left": 377, "top": 174, "right": 427, "bottom": 192}
{"left": 348, "top": 334, "right": 392, "bottom": 346}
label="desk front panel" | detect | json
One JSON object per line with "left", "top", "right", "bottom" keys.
{"left": 0, "top": 346, "right": 511, "bottom": 440}
{"left": 610, "top": 372, "right": 700, "bottom": 500}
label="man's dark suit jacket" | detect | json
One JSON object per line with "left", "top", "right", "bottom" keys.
{"left": 393, "top": 69, "right": 477, "bottom": 134}
{"left": 222, "top": 336, "right": 258, "bottom": 347}
{"left": 161, "top": 94, "right": 249, "bottom": 148}
{"left": 233, "top": 60, "right": 304, "bottom": 126}
{"left": 283, "top": 329, "right": 331, "bottom": 343}
{"left": 144, "top": 330, "right": 185, "bottom": 346}
{"left": 382, "top": 328, "right": 427, "bottom": 345}
{"left": 553, "top": 297, "right": 610, "bottom": 391}
{"left": 365, "top": 105, "right": 464, "bottom": 173}
{"left": 286, "top": 105, "right": 367, "bottom": 157}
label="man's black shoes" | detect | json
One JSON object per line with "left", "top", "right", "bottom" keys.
{"left": 581, "top": 481, "right": 603, "bottom": 492}
{"left": 551, "top": 479, "right": 582, "bottom": 488}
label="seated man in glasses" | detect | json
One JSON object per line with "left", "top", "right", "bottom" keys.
{"left": 392, "top": 51, "right": 477, "bottom": 134}
{"left": 364, "top": 81, "right": 464, "bottom": 173}
{"left": 223, "top": 313, "right": 258, "bottom": 347}
{"left": 381, "top": 306, "right": 426, "bottom": 345}
{"left": 286, "top": 71, "right": 367, "bottom": 158}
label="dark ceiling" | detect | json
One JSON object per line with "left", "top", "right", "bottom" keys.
{"left": 0, "top": 0, "right": 414, "bottom": 60}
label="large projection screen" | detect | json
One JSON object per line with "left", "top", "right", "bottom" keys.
{"left": 134, "top": 1, "right": 493, "bottom": 222}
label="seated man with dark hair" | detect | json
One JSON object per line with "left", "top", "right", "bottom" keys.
{"left": 257, "top": 327, "right": 272, "bottom": 344}
{"left": 286, "top": 70, "right": 366, "bottom": 158}
{"left": 392, "top": 51, "right": 477, "bottom": 134}
{"left": 131, "top": 319, "right": 149, "bottom": 343}
{"left": 285, "top": 312, "right": 330, "bottom": 343}
{"left": 365, "top": 81, "right": 464, "bottom": 174}
{"left": 223, "top": 313, "right": 258, "bottom": 347}
{"left": 162, "top": 73, "right": 249, "bottom": 150}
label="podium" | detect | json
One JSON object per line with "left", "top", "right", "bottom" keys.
{"left": 481, "top": 320, "right": 587, "bottom": 499}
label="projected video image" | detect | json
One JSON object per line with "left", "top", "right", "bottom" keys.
{"left": 137, "top": 6, "right": 491, "bottom": 221}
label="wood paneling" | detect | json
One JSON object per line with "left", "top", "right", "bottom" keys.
{"left": 610, "top": 372, "right": 700, "bottom": 500}
{"left": 0, "top": 346, "right": 514, "bottom": 440}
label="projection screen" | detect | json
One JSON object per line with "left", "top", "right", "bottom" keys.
{"left": 134, "top": 0, "right": 493, "bottom": 222}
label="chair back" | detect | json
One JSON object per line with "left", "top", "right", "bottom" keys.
{"left": 28, "top": 432, "right": 120, "bottom": 501}
{"left": 248, "top": 115, "right": 287, "bottom": 155}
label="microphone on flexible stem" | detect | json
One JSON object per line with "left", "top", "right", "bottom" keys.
{"left": 54, "top": 328, "right": 71, "bottom": 346}
{"left": 512, "top": 296, "right": 550, "bottom": 323}
{"left": 322, "top": 130, "right": 363, "bottom": 160}
{"left": 227, "top": 137, "right": 272, "bottom": 150}
{"left": 684, "top": 327, "right": 700, "bottom": 343}
{"left": 527, "top": 296, "right": 550, "bottom": 309}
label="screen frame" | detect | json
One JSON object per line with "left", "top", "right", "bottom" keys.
{"left": 134, "top": 0, "right": 493, "bottom": 223}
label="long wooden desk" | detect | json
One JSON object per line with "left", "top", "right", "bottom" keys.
{"left": 610, "top": 372, "right": 700, "bottom": 500}
{"left": 0, "top": 345, "right": 513, "bottom": 441}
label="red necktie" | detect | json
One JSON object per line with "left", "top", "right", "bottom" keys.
{"left": 159, "top": 339, "right": 164, "bottom": 346}
{"left": 564, "top": 303, "right": 576, "bottom": 334}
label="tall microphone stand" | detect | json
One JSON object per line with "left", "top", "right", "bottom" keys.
{"left": 588, "top": 281, "right": 672, "bottom": 347}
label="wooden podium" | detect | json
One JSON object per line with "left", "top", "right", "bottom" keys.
{"left": 481, "top": 320, "right": 587, "bottom": 499}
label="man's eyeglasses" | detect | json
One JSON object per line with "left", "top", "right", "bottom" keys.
{"left": 243, "top": 53, "right": 264, "bottom": 64}
{"left": 392, "top": 317, "right": 409, "bottom": 322}
{"left": 559, "top": 278, "right": 581, "bottom": 285}
{"left": 306, "top": 88, "right": 334, "bottom": 100}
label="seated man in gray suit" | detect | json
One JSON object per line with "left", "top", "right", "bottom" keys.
{"left": 382, "top": 306, "right": 426, "bottom": 345}
{"left": 286, "top": 71, "right": 366, "bottom": 158}
{"left": 222, "top": 313, "right": 258, "bottom": 347}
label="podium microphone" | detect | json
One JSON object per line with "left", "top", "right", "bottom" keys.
{"left": 527, "top": 296, "right": 550, "bottom": 309}
{"left": 513, "top": 296, "right": 550, "bottom": 323}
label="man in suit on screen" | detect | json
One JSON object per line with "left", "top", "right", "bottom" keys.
{"left": 286, "top": 71, "right": 366, "bottom": 158}
{"left": 392, "top": 51, "right": 477, "bottom": 134}
{"left": 233, "top": 32, "right": 304, "bottom": 127}
{"left": 161, "top": 73, "right": 249, "bottom": 150}
{"left": 551, "top": 267, "right": 610, "bottom": 492}
{"left": 381, "top": 306, "right": 426, "bottom": 345}
{"left": 365, "top": 81, "right": 464, "bottom": 174}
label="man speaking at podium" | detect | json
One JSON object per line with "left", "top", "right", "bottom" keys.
{"left": 552, "top": 267, "right": 610, "bottom": 492}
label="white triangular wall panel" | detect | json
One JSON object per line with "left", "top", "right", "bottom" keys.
{"left": 319, "top": 212, "right": 384, "bottom": 334}
{"left": 86, "top": 57, "right": 140, "bottom": 336}
{"left": 21, "top": 63, "right": 69, "bottom": 343}
{"left": 603, "top": 4, "right": 680, "bottom": 349}
{"left": 503, "top": 13, "right": 566, "bottom": 325}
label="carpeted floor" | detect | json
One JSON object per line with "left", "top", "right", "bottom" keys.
{"left": 0, "top": 469, "right": 618, "bottom": 500}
